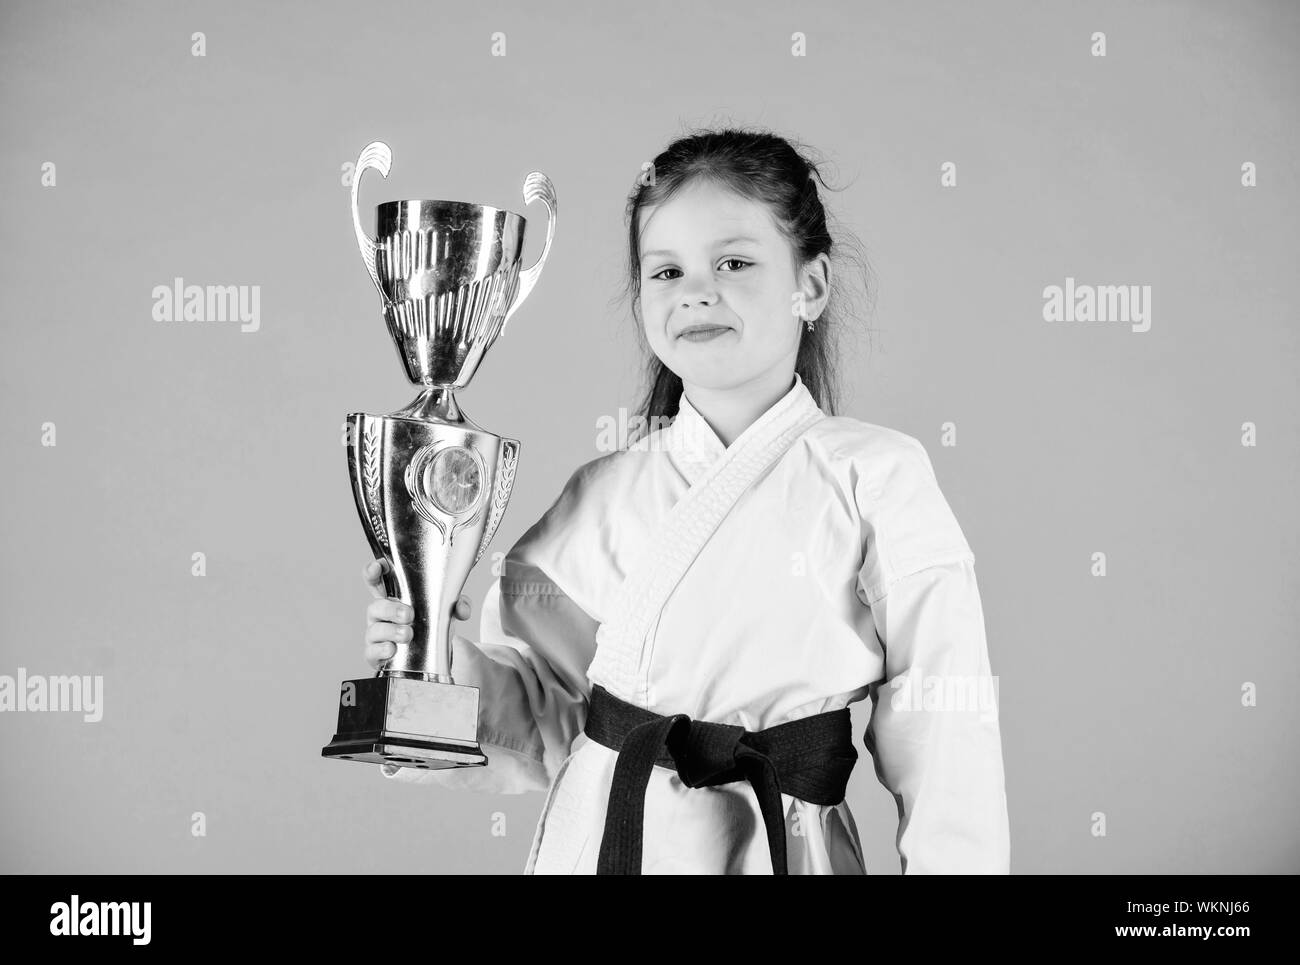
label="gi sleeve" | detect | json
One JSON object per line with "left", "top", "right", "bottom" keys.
{"left": 379, "top": 463, "right": 602, "bottom": 795}
{"left": 379, "top": 571, "right": 597, "bottom": 794}
{"left": 855, "top": 437, "right": 1011, "bottom": 873}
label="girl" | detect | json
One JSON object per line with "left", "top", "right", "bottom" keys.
{"left": 363, "top": 127, "right": 1010, "bottom": 875}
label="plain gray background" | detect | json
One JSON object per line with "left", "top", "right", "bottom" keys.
{"left": 1, "top": 0, "right": 1296, "bottom": 874}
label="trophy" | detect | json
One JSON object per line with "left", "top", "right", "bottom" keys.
{"left": 321, "top": 141, "right": 556, "bottom": 770}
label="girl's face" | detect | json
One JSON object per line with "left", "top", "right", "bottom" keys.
{"left": 636, "top": 180, "right": 829, "bottom": 393}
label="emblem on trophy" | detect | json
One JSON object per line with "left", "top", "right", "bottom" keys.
{"left": 322, "top": 140, "right": 556, "bottom": 769}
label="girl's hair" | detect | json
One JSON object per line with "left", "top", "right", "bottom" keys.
{"left": 615, "top": 125, "right": 875, "bottom": 445}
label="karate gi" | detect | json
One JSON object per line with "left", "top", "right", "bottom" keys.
{"left": 381, "top": 373, "right": 1011, "bottom": 874}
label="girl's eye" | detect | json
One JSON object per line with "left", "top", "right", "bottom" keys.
{"left": 649, "top": 259, "right": 751, "bottom": 282}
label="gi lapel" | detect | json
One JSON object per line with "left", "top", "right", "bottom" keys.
{"left": 587, "top": 378, "right": 826, "bottom": 706}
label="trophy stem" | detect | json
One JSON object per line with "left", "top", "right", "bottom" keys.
{"left": 392, "top": 386, "right": 476, "bottom": 425}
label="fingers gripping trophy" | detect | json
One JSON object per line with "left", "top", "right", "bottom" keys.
{"left": 322, "top": 141, "right": 556, "bottom": 770}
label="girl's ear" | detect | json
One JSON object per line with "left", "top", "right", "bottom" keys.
{"left": 800, "top": 253, "right": 832, "bottom": 320}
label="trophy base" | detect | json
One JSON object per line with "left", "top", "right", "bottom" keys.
{"left": 321, "top": 674, "right": 488, "bottom": 769}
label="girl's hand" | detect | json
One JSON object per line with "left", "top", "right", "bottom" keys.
{"left": 362, "top": 558, "right": 471, "bottom": 672}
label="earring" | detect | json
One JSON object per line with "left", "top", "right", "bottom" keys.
{"left": 805, "top": 316, "right": 815, "bottom": 333}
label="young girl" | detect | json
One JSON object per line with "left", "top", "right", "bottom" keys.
{"left": 363, "top": 127, "right": 1010, "bottom": 875}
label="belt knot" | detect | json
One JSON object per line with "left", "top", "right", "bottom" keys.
{"left": 662, "top": 715, "right": 754, "bottom": 788}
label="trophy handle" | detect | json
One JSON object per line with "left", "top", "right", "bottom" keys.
{"left": 351, "top": 141, "right": 393, "bottom": 307}
{"left": 500, "top": 172, "right": 556, "bottom": 336}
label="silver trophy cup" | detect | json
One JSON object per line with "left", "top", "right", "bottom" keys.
{"left": 322, "top": 140, "right": 556, "bottom": 769}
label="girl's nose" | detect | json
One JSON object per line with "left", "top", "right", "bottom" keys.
{"left": 680, "top": 288, "right": 719, "bottom": 309}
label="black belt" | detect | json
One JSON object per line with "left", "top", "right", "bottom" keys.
{"left": 582, "top": 683, "right": 857, "bottom": 874}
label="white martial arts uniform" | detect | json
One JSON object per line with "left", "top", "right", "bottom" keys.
{"left": 381, "top": 372, "right": 1011, "bottom": 874}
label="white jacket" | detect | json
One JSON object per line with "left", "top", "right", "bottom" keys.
{"left": 381, "top": 372, "right": 1011, "bottom": 874}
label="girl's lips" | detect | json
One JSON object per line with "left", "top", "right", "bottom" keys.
{"left": 677, "top": 325, "right": 732, "bottom": 340}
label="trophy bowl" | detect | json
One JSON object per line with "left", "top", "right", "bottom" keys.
{"left": 374, "top": 199, "right": 525, "bottom": 388}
